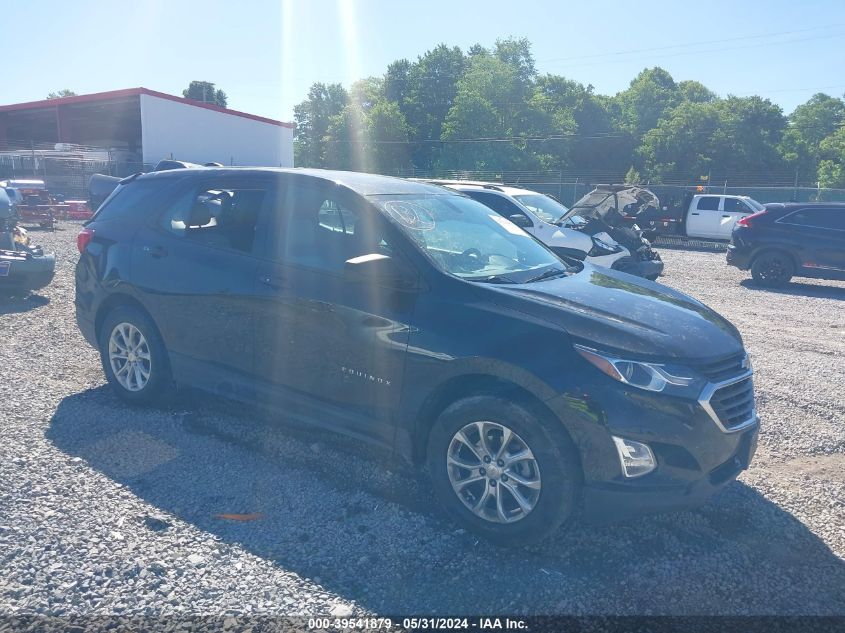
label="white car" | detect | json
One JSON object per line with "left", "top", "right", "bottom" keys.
{"left": 425, "top": 181, "right": 662, "bottom": 279}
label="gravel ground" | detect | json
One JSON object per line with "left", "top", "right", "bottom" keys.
{"left": 1, "top": 225, "right": 844, "bottom": 619}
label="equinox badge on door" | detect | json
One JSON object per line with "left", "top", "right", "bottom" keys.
{"left": 341, "top": 366, "right": 392, "bottom": 386}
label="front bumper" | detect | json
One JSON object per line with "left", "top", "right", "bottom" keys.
{"left": 545, "top": 374, "right": 760, "bottom": 521}
{"left": 582, "top": 425, "right": 757, "bottom": 520}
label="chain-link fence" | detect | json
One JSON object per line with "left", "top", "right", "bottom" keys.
{"left": 392, "top": 168, "right": 845, "bottom": 206}
{"left": 0, "top": 140, "right": 151, "bottom": 199}
{"left": 3, "top": 144, "right": 844, "bottom": 204}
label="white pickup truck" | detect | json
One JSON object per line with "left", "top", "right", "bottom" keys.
{"left": 637, "top": 193, "right": 766, "bottom": 240}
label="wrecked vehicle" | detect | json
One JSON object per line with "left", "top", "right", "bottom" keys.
{"left": 0, "top": 189, "right": 56, "bottom": 294}
{"left": 1, "top": 179, "right": 58, "bottom": 230}
{"left": 558, "top": 185, "right": 664, "bottom": 280}
{"left": 425, "top": 181, "right": 643, "bottom": 274}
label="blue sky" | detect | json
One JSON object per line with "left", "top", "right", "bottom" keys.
{"left": 5, "top": 0, "right": 845, "bottom": 123}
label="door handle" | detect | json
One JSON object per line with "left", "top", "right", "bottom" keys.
{"left": 690, "top": 212, "right": 700, "bottom": 216}
{"left": 143, "top": 245, "right": 167, "bottom": 258}
{"left": 722, "top": 215, "right": 731, "bottom": 218}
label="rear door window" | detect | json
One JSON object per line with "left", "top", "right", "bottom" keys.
{"left": 783, "top": 208, "right": 845, "bottom": 231}
{"left": 696, "top": 196, "right": 721, "bottom": 211}
{"left": 160, "top": 182, "right": 269, "bottom": 254}
{"left": 94, "top": 179, "right": 172, "bottom": 222}
{"left": 724, "top": 198, "right": 752, "bottom": 213}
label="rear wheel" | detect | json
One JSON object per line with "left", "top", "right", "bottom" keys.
{"left": 751, "top": 250, "right": 794, "bottom": 287}
{"left": 99, "top": 305, "right": 172, "bottom": 405}
{"left": 427, "top": 396, "right": 580, "bottom": 546}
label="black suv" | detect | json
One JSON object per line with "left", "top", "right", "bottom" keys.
{"left": 728, "top": 202, "right": 845, "bottom": 286}
{"left": 76, "top": 168, "right": 759, "bottom": 545}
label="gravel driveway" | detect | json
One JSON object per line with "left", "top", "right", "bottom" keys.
{"left": 1, "top": 226, "right": 844, "bottom": 618}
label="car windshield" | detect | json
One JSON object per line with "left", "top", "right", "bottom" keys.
{"left": 513, "top": 193, "right": 569, "bottom": 224}
{"left": 371, "top": 194, "right": 569, "bottom": 283}
{"left": 746, "top": 198, "right": 765, "bottom": 211}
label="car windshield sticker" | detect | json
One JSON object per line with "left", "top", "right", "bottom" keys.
{"left": 383, "top": 200, "right": 436, "bottom": 231}
{"left": 489, "top": 213, "right": 526, "bottom": 236}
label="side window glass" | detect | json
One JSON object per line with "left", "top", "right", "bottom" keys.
{"left": 283, "top": 189, "right": 390, "bottom": 272}
{"left": 469, "top": 192, "right": 529, "bottom": 223}
{"left": 787, "top": 209, "right": 844, "bottom": 230}
{"left": 94, "top": 180, "right": 168, "bottom": 221}
{"left": 723, "top": 198, "right": 743, "bottom": 212}
{"left": 162, "top": 184, "right": 266, "bottom": 253}
{"left": 697, "top": 196, "right": 720, "bottom": 211}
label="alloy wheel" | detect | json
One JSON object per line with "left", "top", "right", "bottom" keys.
{"left": 108, "top": 322, "right": 151, "bottom": 392}
{"left": 446, "top": 421, "right": 542, "bottom": 524}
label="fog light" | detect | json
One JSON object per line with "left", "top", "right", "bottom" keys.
{"left": 612, "top": 436, "right": 656, "bottom": 478}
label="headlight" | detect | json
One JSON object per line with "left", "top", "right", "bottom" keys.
{"left": 574, "top": 345, "right": 703, "bottom": 394}
{"left": 588, "top": 235, "right": 623, "bottom": 256}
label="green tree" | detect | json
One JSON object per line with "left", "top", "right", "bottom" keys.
{"left": 624, "top": 166, "right": 641, "bottom": 184}
{"left": 182, "top": 81, "right": 227, "bottom": 107}
{"left": 367, "top": 100, "right": 412, "bottom": 173}
{"left": 46, "top": 89, "right": 77, "bottom": 99}
{"left": 403, "top": 44, "right": 468, "bottom": 169}
{"left": 817, "top": 125, "right": 845, "bottom": 188}
{"left": 780, "top": 93, "right": 845, "bottom": 178}
{"left": 639, "top": 101, "right": 722, "bottom": 180}
{"left": 439, "top": 52, "right": 539, "bottom": 171}
{"left": 677, "top": 80, "right": 716, "bottom": 104}
{"left": 713, "top": 96, "right": 786, "bottom": 173}
{"left": 323, "top": 104, "right": 369, "bottom": 171}
{"left": 384, "top": 59, "right": 411, "bottom": 107}
{"left": 612, "top": 67, "right": 679, "bottom": 138}
{"left": 293, "top": 83, "right": 349, "bottom": 167}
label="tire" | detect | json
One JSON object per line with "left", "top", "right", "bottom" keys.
{"left": 751, "top": 250, "right": 794, "bottom": 287}
{"left": 645, "top": 273, "right": 660, "bottom": 281}
{"left": 426, "top": 395, "right": 580, "bottom": 546}
{"left": 98, "top": 305, "right": 172, "bottom": 405}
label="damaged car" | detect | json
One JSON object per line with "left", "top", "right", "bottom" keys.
{"left": 559, "top": 184, "right": 664, "bottom": 280}
{"left": 0, "top": 188, "right": 56, "bottom": 295}
{"left": 426, "top": 181, "right": 663, "bottom": 280}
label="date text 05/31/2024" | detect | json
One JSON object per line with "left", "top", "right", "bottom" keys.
{"left": 307, "top": 617, "right": 529, "bottom": 630}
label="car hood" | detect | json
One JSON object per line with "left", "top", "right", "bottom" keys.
{"left": 487, "top": 265, "right": 743, "bottom": 361}
{"left": 560, "top": 186, "right": 659, "bottom": 227}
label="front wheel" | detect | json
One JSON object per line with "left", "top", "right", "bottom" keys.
{"left": 751, "top": 250, "right": 794, "bottom": 287}
{"left": 427, "top": 396, "right": 580, "bottom": 546}
{"left": 99, "top": 305, "right": 172, "bottom": 405}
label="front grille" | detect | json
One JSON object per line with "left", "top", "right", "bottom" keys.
{"left": 691, "top": 353, "right": 746, "bottom": 382}
{"left": 709, "top": 377, "right": 755, "bottom": 430}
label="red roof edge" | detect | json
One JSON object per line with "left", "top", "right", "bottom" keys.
{"left": 0, "top": 87, "right": 295, "bottom": 129}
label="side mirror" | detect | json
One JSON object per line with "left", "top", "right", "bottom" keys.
{"left": 508, "top": 213, "right": 531, "bottom": 228}
{"left": 344, "top": 253, "right": 416, "bottom": 289}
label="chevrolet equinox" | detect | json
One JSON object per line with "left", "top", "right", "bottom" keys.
{"left": 75, "top": 168, "right": 759, "bottom": 545}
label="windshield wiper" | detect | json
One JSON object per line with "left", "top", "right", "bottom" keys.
{"left": 525, "top": 267, "right": 571, "bottom": 283}
{"left": 465, "top": 274, "right": 517, "bottom": 284}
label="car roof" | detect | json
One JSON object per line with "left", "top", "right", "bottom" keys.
{"left": 765, "top": 201, "right": 845, "bottom": 210}
{"left": 135, "top": 167, "right": 450, "bottom": 197}
{"left": 423, "top": 180, "right": 539, "bottom": 197}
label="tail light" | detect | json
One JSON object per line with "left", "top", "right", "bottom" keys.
{"left": 77, "top": 227, "right": 95, "bottom": 253}
{"left": 736, "top": 210, "right": 767, "bottom": 228}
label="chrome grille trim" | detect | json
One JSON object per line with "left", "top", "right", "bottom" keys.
{"left": 698, "top": 369, "right": 758, "bottom": 433}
